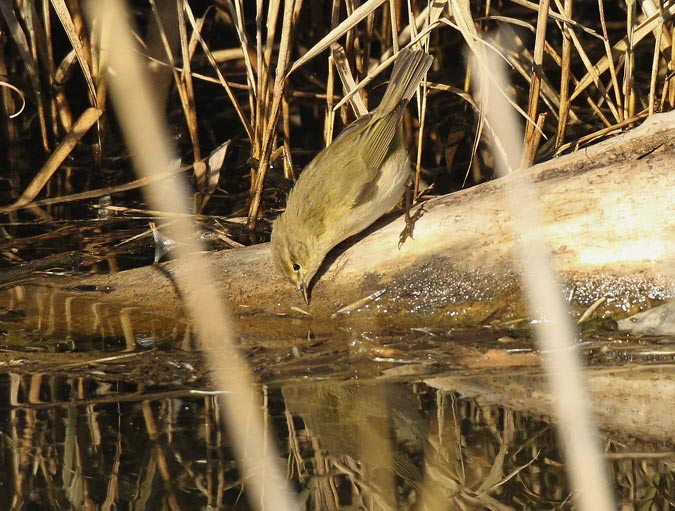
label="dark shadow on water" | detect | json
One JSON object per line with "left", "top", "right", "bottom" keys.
{"left": 1, "top": 365, "right": 673, "bottom": 510}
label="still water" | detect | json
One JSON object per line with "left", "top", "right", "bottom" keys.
{"left": 0, "top": 327, "right": 673, "bottom": 510}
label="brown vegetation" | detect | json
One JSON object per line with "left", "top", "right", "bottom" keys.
{"left": 1, "top": 0, "right": 673, "bottom": 276}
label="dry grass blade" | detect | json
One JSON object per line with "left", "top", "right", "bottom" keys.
{"left": 332, "top": 43, "right": 368, "bottom": 116}
{"left": 254, "top": 0, "right": 264, "bottom": 134}
{"left": 594, "top": 0, "right": 624, "bottom": 120}
{"left": 546, "top": 8, "right": 620, "bottom": 122}
{"left": 177, "top": 1, "right": 202, "bottom": 168}
{"left": 255, "top": 0, "right": 281, "bottom": 153}
{"left": 83, "top": 2, "right": 300, "bottom": 509}
{"left": 0, "top": 4, "right": 40, "bottom": 89}
{"left": 494, "top": 22, "right": 572, "bottom": 123}
{"left": 413, "top": 76, "right": 429, "bottom": 198}
{"left": 287, "top": 0, "right": 387, "bottom": 76}
{"left": 227, "top": 0, "right": 257, "bottom": 148}
{"left": 474, "top": 42, "right": 616, "bottom": 511}
{"left": 148, "top": 0, "right": 203, "bottom": 174}
{"left": 50, "top": 0, "right": 96, "bottom": 104}
{"left": 1, "top": 1, "right": 50, "bottom": 152}
{"left": 324, "top": 52, "right": 336, "bottom": 145}
{"left": 0, "top": 165, "right": 189, "bottom": 213}
{"left": 507, "top": 0, "right": 604, "bottom": 37}
{"left": 449, "top": 1, "right": 539, "bottom": 132}
{"left": 177, "top": 3, "right": 199, "bottom": 131}
{"left": 554, "top": 110, "right": 648, "bottom": 154}
{"left": 0, "top": 80, "right": 26, "bottom": 118}
{"left": 248, "top": 0, "right": 298, "bottom": 228}
{"left": 427, "top": 0, "right": 447, "bottom": 29}
{"left": 554, "top": 0, "right": 573, "bottom": 147}
{"left": 381, "top": 4, "right": 427, "bottom": 60}
{"left": 521, "top": 0, "right": 549, "bottom": 166}
{"left": 0, "top": 107, "right": 102, "bottom": 214}
{"left": 450, "top": 0, "right": 492, "bottom": 183}
{"left": 624, "top": 0, "right": 636, "bottom": 120}
{"left": 228, "top": 0, "right": 257, "bottom": 98}
{"left": 570, "top": 2, "right": 675, "bottom": 102}
{"left": 648, "top": 23, "right": 662, "bottom": 115}
{"left": 388, "top": 0, "right": 399, "bottom": 52}
{"left": 332, "top": 21, "right": 440, "bottom": 112}
{"left": 183, "top": 4, "right": 253, "bottom": 141}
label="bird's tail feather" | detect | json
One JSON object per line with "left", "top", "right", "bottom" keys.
{"left": 374, "top": 48, "right": 433, "bottom": 118}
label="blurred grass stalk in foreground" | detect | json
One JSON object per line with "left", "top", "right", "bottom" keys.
{"left": 473, "top": 35, "right": 616, "bottom": 511}
{"left": 83, "top": 1, "right": 299, "bottom": 510}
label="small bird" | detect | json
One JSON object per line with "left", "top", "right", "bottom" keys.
{"left": 271, "top": 48, "right": 433, "bottom": 303}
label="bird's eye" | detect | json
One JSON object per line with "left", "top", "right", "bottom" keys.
{"left": 292, "top": 263, "right": 301, "bottom": 272}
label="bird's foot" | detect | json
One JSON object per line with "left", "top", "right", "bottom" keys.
{"left": 398, "top": 202, "right": 426, "bottom": 248}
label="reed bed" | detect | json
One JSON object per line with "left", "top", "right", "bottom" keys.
{"left": 0, "top": 1, "right": 673, "bottom": 510}
{"left": 0, "top": 0, "right": 671, "bottom": 257}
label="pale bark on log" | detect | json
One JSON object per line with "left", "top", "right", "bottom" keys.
{"left": 5, "top": 111, "right": 675, "bottom": 339}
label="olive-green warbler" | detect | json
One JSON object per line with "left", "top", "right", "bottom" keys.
{"left": 271, "top": 48, "right": 433, "bottom": 303}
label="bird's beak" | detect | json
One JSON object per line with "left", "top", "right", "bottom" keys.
{"left": 297, "top": 281, "right": 309, "bottom": 305}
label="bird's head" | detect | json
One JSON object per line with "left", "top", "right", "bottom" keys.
{"left": 271, "top": 213, "right": 326, "bottom": 304}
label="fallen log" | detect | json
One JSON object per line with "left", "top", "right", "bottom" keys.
{"left": 4, "top": 111, "right": 675, "bottom": 341}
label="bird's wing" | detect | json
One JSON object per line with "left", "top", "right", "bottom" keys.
{"left": 350, "top": 103, "right": 406, "bottom": 207}
{"left": 356, "top": 101, "right": 406, "bottom": 174}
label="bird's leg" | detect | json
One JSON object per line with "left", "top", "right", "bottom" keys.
{"left": 398, "top": 183, "right": 425, "bottom": 248}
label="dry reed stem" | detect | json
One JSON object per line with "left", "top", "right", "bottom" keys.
{"left": 288, "top": 0, "right": 388, "bottom": 76}
{"left": 522, "top": 112, "right": 546, "bottom": 167}
{"left": 488, "top": 24, "right": 563, "bottom": 121}
{"left": 413, "top": 75, "right": 429, "bottom": 199}
{"left": 0, "top": 107, "right": 102, "bottom": 214}
{"left": 183, "top": 5, "right": 252, "bottom": 140}
{"left": 521, "top": 0, "right": 549, "bottom": 167}
{"left": 571, "top": 2, "right": 675, "bottom": 102}
{"left": 51, "top": 0, "right": 96, "bottom": 105}
{"left": 331, "top": 22, "right": 439, "bottom": 112}
{"left": 0, "top": 2, "right": 50, "bottom": 151}
{"left": 332, "top": 43, "right": 368, "bottom": 116}
{"left": 445, "top": 4, "right": 539, "bottom": 133}
{"left": 281, "top": 92, "right": 294, "bottom": 180}
{"left": 383, "top": 2, "right": 431, "bottom": 59}
{"left": 388, "top": 0, "right": 400, "bottom": 52}
{"left": 84, "top": 2, "right": 300, "bottom": 510}
{"left": 476, "top": 44, "right": 615, "bottom": 511}
{"left": 177, "top": 1, "right": 202, "bottom": 163}
{"left": 344, "top": 0, "right": 357, "bottom": 73}
{"left": 324, "top": 53, "right": 337, "bottom": 146}
{"left": 0, "top": 166, "right": 188, "bottom": 213}
{"left": 624, "top": 0, "right": 636, "bottom": 121}
{"left": 567, "top": 17, "right": 622, "bottom": 122}
{"left": 554, "top": 110, "right": 649, "bottom": 154}
{"left": 507, "top": 0, "right": 594, "bottom": 34}
{"left": 670, "top": 24, "right": 675, "bottom": 108}
{"left": 247, "top": 0, "right": 298, "bottom": 230}
{"left": 324, "top": 0, "right": 342, "bottom": 146}
{"left": 254, "top": 0, "right": 280, "bottom": 166}
{"left": 554, "top": 0, "right": 572, "bottom": 147}
{"left": 649, "top": 23, "right": 662, "bottom": 115}
{"left": 147, "top": 2, "right": 195, "bottom": 148}
{"left": 596, "top": 0, "right": 624, "bottom": 122}
{"left": 229, "top": 0, "right": 257, "bottom": 108}
{"left": 408, "top": 1, "right": 432, "bottom": 198}
{"left": 451, "top": 0, "right": 493, "bottom": 183}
